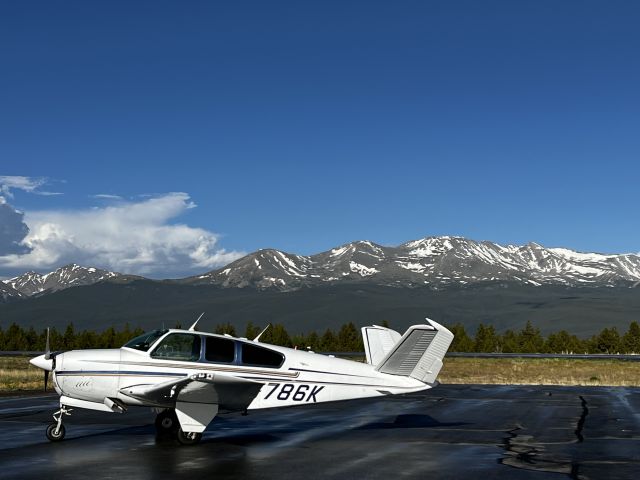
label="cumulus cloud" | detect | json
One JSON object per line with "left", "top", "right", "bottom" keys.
{"left": 0, "top": 200, "right": 31, "bottom": 255}
{"left": 0, "top": 192, "right": 244, "bottom": 278}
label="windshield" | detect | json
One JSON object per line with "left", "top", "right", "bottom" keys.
{"left": 123, "top": 329, "right": 168, "bottom": 351}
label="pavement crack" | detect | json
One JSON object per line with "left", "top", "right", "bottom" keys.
{"left": 499, "top": 395, "right": 591, "bottom": 480}
{"left": 574, "top": 395, "right": 589, "bottom": 444}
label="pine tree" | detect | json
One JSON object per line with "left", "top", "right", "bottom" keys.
{"left": 449, "top": 324, "right": 473, "bottom": 352}
{"left": 77, "top": 329, "right": 98, "bottom": 349}
{"left": 100, "top": 327, "right": 116, "bottom": 348}
{"left": 5, "top": 323, "right": 27, "bottom": 350}
{"left": 517, "top": 321, "right": 544, "bottom": 353}
{"left": 595, "top": 327, "right": 621, "bottom": 353}
{"left": 474, "top": 324, "right": 498, "bottom": 352}
{"left": 269, "top": 324, "right": 292, "bottom": 347}
{"left": 622, "top": 321, "right": 640, "bottom": 353}
{"left": 62, "top": 323, "right": 77, "bottom": 350}
{"left": 305, "top": 331, "right": 320, "bottom": 351}
{"left": 244, "top": 322, "right": 261, "bottom": 340}
{"left": 320, "top": 328, "right": 337, "bottom": 351}
{"left": 337, "top": 322, "right": 360, "bottom": 351}
{"left": 499, "top": 330, "right": 519, "bottom": 353}
{"left": 214, "top": 322, "right": 236, "bottom": 336}
{"left": 544, "top": 330, "right": 584, "bottom": 353}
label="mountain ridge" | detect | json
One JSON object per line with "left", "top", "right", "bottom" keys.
{"left": 3, "top": 236, "right": 640, "bottom": 301}
{"left": 4, "top": 264, "right": 140, "bottom": 298}
{"left": 183, "top": 236, "right": 640, "bottom": 291}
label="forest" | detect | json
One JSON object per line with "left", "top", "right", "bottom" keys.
{"left": 1, "top": 320, "right": 640, "bottom": 354}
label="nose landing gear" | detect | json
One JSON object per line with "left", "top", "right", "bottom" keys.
{"left": 46, "top": 405, "right": 72, "bottom": 442}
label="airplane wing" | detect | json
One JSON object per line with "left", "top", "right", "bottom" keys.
{"left": 120, "top": 372, "right": 264, "bottom": 411}
{"left": 120, "top": 372, "right": 264, "bottom": 433}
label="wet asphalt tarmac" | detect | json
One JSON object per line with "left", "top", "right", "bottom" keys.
{"left": 0, "top": 384, "right": 638, "bottom": 479}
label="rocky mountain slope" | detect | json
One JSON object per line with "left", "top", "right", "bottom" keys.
{"left": 184, "top": 236, "right": 640, "bottom": 290}
{"left": 4, "top": 237, "right": 640, "bottom": 301}
{"left": 0, "top": 282, "right": 24, "bottom": 302}
{"left": 4, "top": 264, "right": 131, "bottom": 296}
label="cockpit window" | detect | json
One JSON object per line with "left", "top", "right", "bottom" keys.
{"left": 205, "top": 336, "right": 236, "bottom": 363}
{"left": 151, "top": 333, "right": 202, "bottom": 362}
{"left": 241, "top": 343, "right": 284, "bottom": 368}
{"left": 123, "top": 329, "right": 168, "bottom": 352}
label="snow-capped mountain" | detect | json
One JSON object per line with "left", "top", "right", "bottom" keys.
{"left": 0, "top": 282, "right": 24, "bottom": 302}
{"left": 4, "top": 264, "right": 128, "bottom": 297}
{"left": 4, "top": 237, "right": 640, "bottom": 298}
{"left": 184, "top": 236, "right": 640, "bottom": 290}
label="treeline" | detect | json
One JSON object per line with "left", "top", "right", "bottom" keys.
{"left": 0, "top": 321, "right": 365, "bottom": 353}
{"left": 449, "top": 321, "right": 640, "bottom": 354}
{"left": 1, "top": 320, "right": 640, "bottom": 354}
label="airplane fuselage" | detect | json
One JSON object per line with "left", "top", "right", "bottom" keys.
{"left": 52, "top": 339, "right": 430, "bottom": 412}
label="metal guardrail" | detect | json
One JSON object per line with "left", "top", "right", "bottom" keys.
{"left": 0, "top": 351, "right": 41, "bottom": 357}
{"left": 447, "top": 352, "right": 640, "bottom": 361}
{"left": 314, "top": 352, "right": 640, "bottom": 361}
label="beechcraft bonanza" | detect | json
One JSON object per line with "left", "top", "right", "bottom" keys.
{"left": 30, "top": 316, "right": 454, "bottom": 445}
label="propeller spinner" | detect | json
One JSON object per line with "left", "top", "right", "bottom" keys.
{"left": 29, "top": 328, "right": 58, "bottom": 391}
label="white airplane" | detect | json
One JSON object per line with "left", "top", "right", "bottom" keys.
{"left": 30, "top": 317, "right": 453, "bottom": 445}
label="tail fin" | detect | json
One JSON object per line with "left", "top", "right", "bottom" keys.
{"left": 373, "top": 319, "right": 454, "bottom": 385}
{"left": 361, "top": 325, "right": 402, "bottom": 365}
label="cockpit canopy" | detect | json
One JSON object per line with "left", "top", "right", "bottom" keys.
{"left": 123, "top": 330, "right": 285, "bottom": 368}
{"left": 123, "top": 329, "right": 168, "bottom": 352}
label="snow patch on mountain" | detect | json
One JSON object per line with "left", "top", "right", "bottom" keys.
{"left": 349, "top": 261, "right": 378, "bottom": 277}
{"left": 9, "top": 236, "right": 640, "bottom": 295}
{"left": 4, "top": 264, "right": 125, "bottom": 296}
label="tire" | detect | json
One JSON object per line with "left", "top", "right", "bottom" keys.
{"left": 155, "top": 409, "right": 178, "bottom": 434}
{"left": 46, "top": 423, "right": 65, "bottom": 442}
{"left": 177, "top": 428, "right": 202, "bottom": 446}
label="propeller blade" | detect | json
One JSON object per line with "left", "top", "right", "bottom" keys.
{"left": 44, "top": 328, "right": 51, "bottom": 360}
{"left": 44, "top": 370, "right": 49, "bottom": 392}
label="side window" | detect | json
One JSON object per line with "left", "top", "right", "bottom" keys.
{"left": 205, "top": 336, "right": 236, "bottom": 363}
{"left": 151, "top": 333, "right": 201, "bottom": 362}
{"left": 241, "top": 343, "right": 284, "bottom": 368}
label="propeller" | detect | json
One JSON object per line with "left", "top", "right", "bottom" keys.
{"left": 41, "top": 328, "right": 58, "bottom": 392}
{"left": 30, "top": 329, "right": 60, "bottom": 392}
{"left": 44, "top": 328, "right": 50, "bottom": 391}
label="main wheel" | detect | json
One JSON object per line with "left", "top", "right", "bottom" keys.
{"left": 177, "top": 428, "right": 202, "bottom": 446}
{"left": 46, "top": 423, "right": 65, "bottom": 442}
{"left": 155, "top": 409, "right": 178, "bottom": 434}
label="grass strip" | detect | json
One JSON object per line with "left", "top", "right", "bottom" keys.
{"left": 1, "top": 356, "right": 639, "bottom": 393}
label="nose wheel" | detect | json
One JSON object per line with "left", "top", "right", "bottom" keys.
{"left": 46, "top": 423, "right": 66, "bottom": 441}
{"left": 46, "top": 404, "right": 72, "bottom": 442}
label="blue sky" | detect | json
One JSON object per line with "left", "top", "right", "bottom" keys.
{"left": 1, "top": 1, "right": 639, "bottom": 277}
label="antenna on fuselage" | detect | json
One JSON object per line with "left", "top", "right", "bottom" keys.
{"left": 189, "top": 312, "right": 205, "bottom": 332}
{"left": 253, "top": 323, "right": 271, "bottom": 342}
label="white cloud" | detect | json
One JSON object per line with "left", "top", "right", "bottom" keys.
{"left": 91, "top": 194, "right": 123, "bottom": 200}
{"left": 0, "top": 176, "right": 45, "bottom": 196}
{"left": 0, "top": 192, "right": 244, "bottom": 278}
{"left": 0, "top": 175, "right": 62, "bottom": 198}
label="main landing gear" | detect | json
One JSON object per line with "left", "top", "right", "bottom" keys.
{"left": 154, "top": 408, "right": 202, "bottom": 445}
{"left": 46, "top": 405, "right": 72, "bottom": 442}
